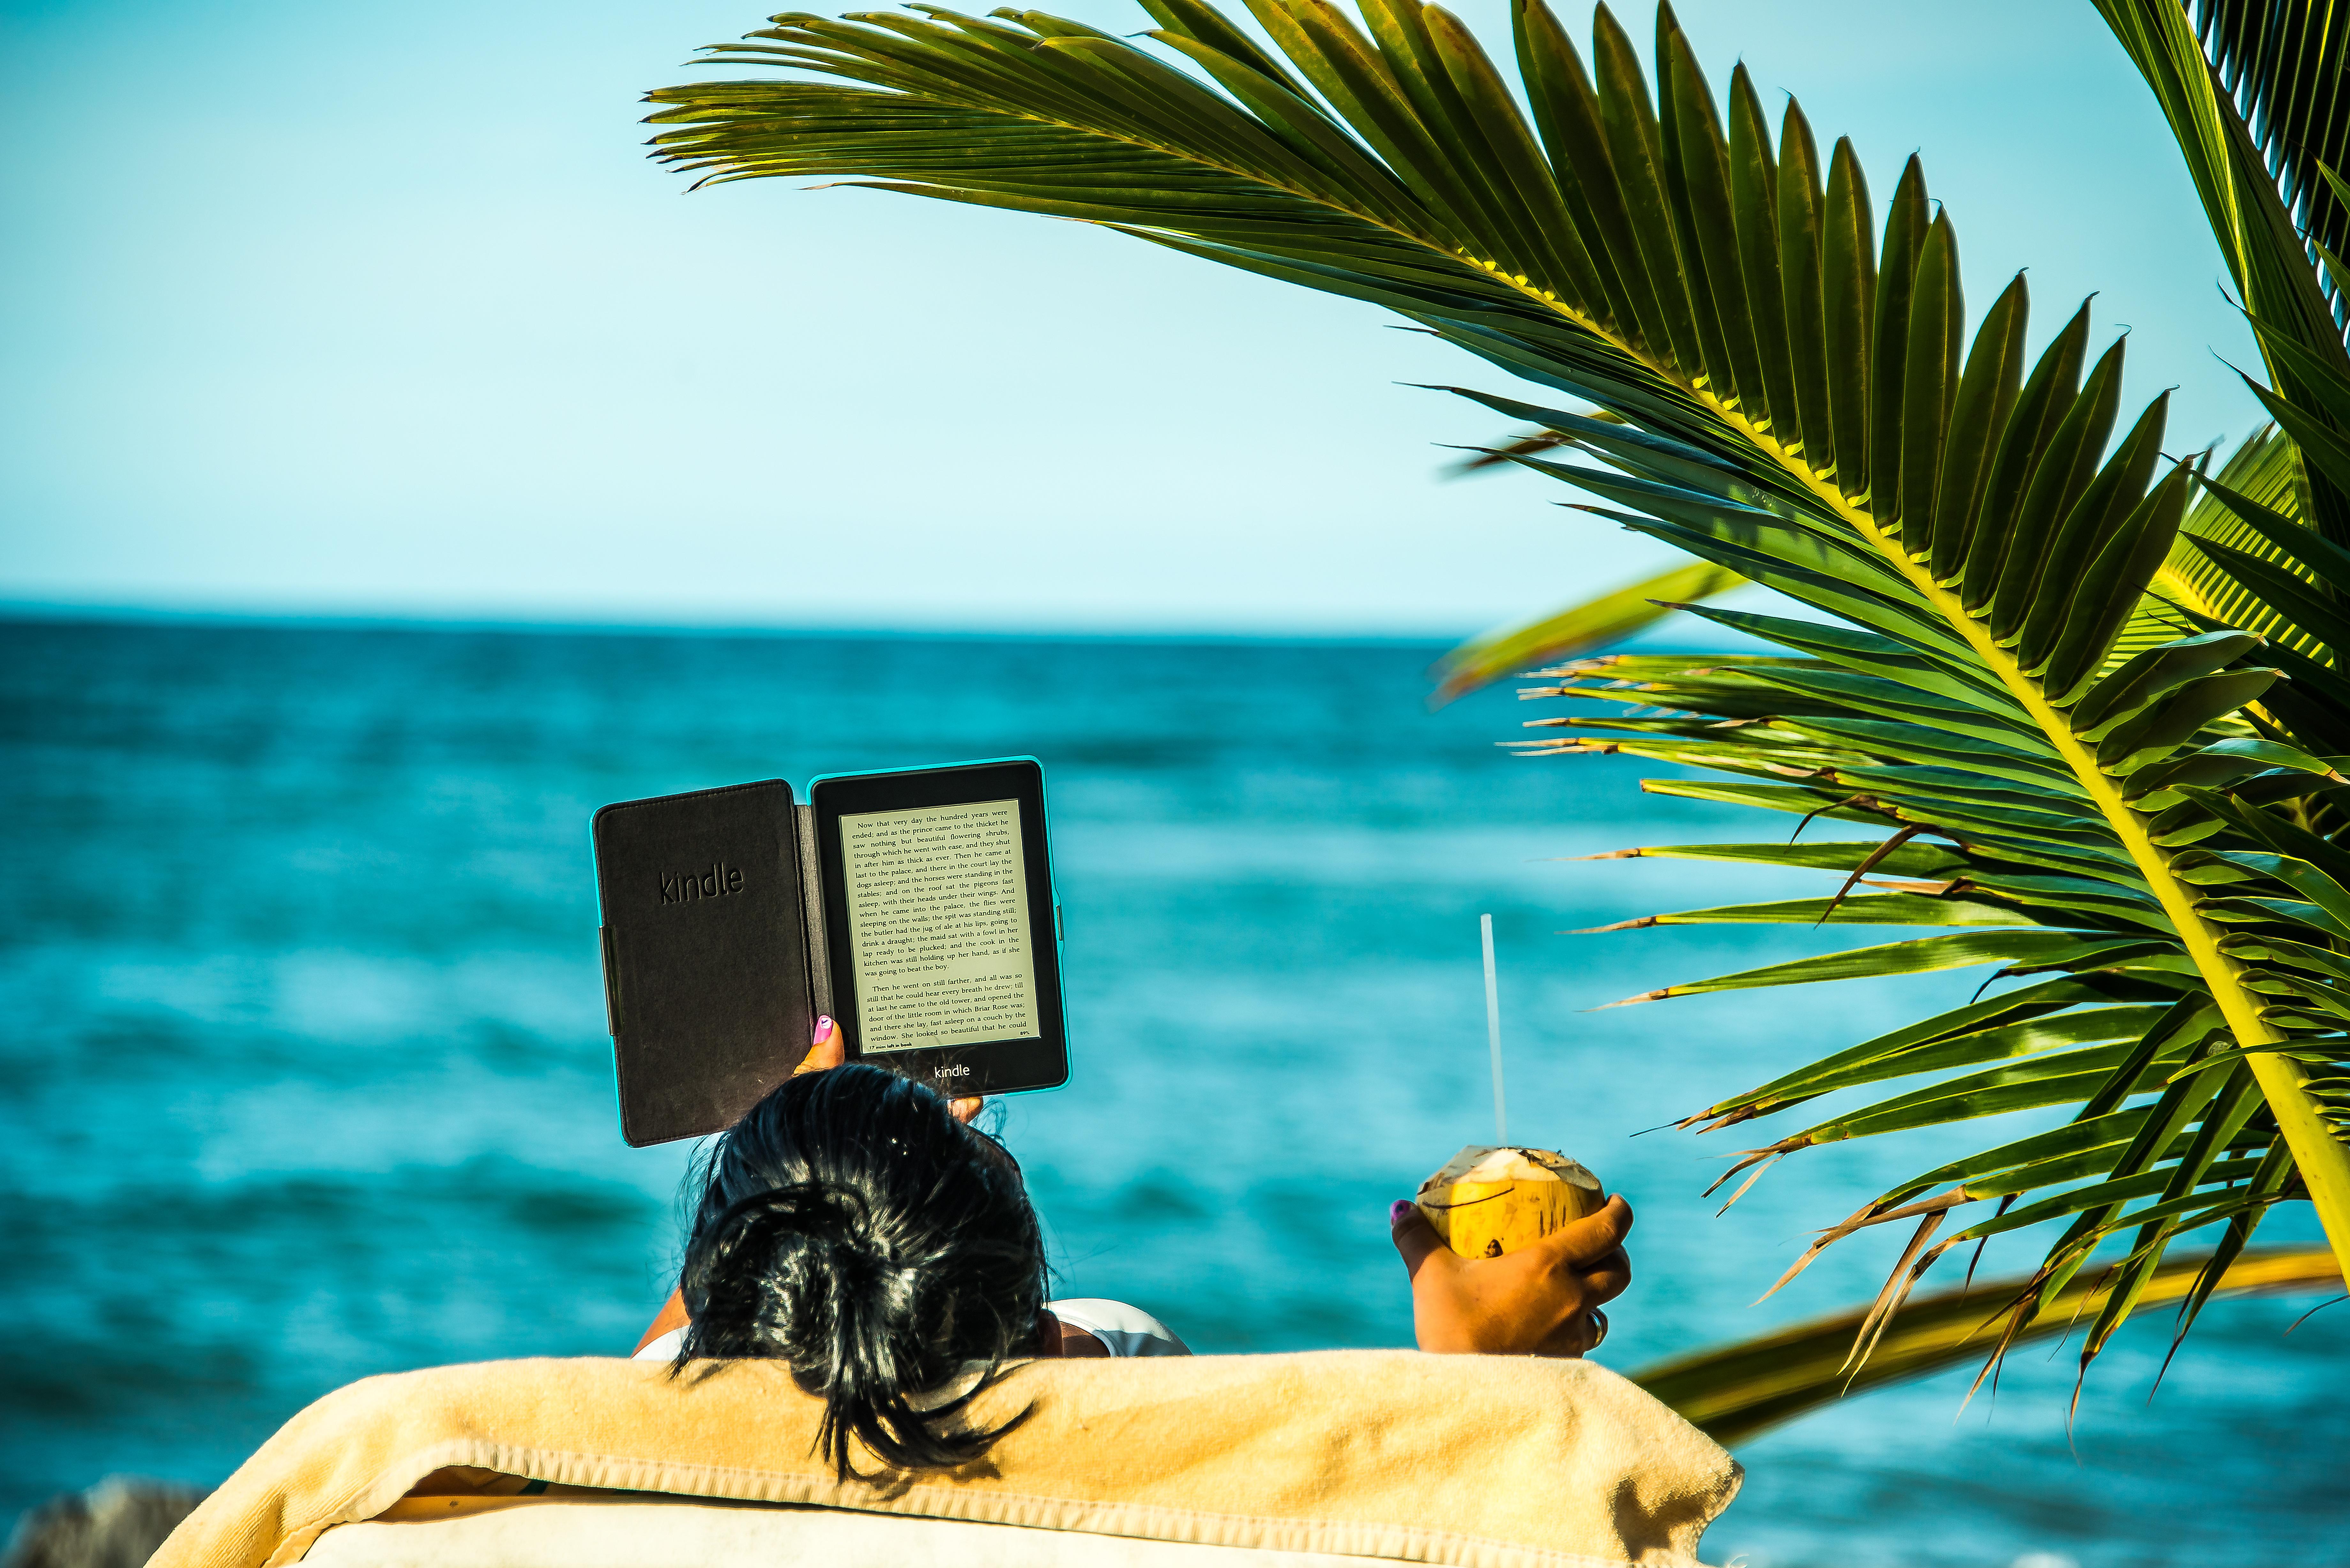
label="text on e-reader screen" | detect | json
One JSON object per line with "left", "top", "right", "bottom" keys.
{"left": 838, "top": 797, "right": 1040, "bottom": 1051}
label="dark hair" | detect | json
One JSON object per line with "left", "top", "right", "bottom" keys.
{"left": 674, "top": 1063, "right": 1047, "bottom": 1478}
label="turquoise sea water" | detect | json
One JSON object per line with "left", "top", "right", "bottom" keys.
{"left": 2, "top": 614, "right": 2341, "bottom": 1564}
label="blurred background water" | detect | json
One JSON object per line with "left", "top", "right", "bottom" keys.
{"left": 2, "top": 612, "right": 2340, "bottom": 1566}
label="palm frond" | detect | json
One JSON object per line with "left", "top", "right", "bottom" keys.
{"left": 2095, "top": 0, "right": 2350, "bottom": 541}
{"left": 2154, "top": 424, "right": 2308, "bottom": 639}
{"left": 1520, "top": 620, "right": 2350, "bottom": 1356}
{"left": 1427, "top": 418, "right": 1747, "bottom": 703}
{"left": 1428, "top": 558, "right": 1741, "bottom": 705}
{"left": 2195, "top": 1, "right": 2350, "bottom": 338}
{"left": 648, "top": 0, "right": 2350, "bottom": 1380}
{"left": 2166, "top": 416, "right": 2350, "bottom": 748}
{"left": 1633, "top": 1245, "right": 2340, "bottom": 1446}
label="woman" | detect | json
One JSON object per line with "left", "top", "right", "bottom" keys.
{"left": 634, "top": 1018, "right": 1634, "bottom": 1477}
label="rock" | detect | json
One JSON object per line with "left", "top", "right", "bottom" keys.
{"left": 2, "top": 1478, "right": 208, "bottom": 1568}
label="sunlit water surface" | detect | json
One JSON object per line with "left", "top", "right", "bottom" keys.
{"left": 2, "top": 616, "right": 2339, "bottom": 1565}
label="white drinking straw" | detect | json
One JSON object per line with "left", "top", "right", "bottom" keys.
{"left": 1481, "top": 913, "right": 1507, "bottom": 1144}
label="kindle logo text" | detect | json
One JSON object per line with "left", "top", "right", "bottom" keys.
{"left": 661, "top": 863, "right": 745, "bottom": 904}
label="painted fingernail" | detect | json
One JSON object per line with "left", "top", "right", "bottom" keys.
{"left": 1389, "top": 1199, "right": 1415, "bottom": 1227}
{"left": 814, "top": 1015, "right": 835, "bottom": 1043}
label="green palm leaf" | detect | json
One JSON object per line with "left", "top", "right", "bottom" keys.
{"left": 2146, "top": 423, "right": 2309, "bottom": 647}
{"left": 2096, "top": 0, "right": 2350, "bottom": 541}
{"left": 1426, "top": 421, "right": 1751, "bottom": 700}
{"left": 1632, "top": 1245, "right": 2340, "bottom": 1446}
{"left": 1426, "top": 557, "right": 1740, "bottom": 705}
{"left": 648, "top": 0, "right": 2350, "bottom": 1378}
{"left": 2154, "top": 0, "right": 2350, "bottom": 348}
{"left": 2088, "top": 4, "right": 2350, "bottom": 740}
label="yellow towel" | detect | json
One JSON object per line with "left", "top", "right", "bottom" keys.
{"left": 151, "top": 1351, "right": 1740, "bottom": 1568}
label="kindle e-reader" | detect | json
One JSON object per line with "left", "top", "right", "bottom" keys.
{"left": 808, "top": 759, "right": 1067, "bottom": 1104}
{"left": 592, "top": 758, "right": 1067, "bottom": 1147}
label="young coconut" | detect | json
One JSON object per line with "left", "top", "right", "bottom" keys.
{"left": 1415, "top": 1146, "right": 1604, "bottom": 1258}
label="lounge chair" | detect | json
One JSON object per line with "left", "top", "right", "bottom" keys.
{"left": 152, "top": 1351, "right": 1740, "bottom": 1568}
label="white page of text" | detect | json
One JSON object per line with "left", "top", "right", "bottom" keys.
{"left": 838, "top": 797, "right": 1041, "bottom": 1052}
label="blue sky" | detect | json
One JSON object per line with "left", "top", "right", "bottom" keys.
{"left": 3, "top": 0, "right": 2265, "bottom": 635}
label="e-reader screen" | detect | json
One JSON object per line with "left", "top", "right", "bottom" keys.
{"left": 837, "top": 798, "right": 1042, "bottom": 1052}
{"left": 810, "top": 759, "right": 1068, "bottom": 1096}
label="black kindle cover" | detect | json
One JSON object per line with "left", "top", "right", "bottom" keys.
{"left": 592, "top": 780, "right": 819, "bottom": 1147}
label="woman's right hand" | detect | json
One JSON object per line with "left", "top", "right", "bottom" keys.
{"left": 797, "top": 1015, "right": 985, "bottom": 1124}
{"left": 1388, "top": 1195, "right": 1633, "bottom": 1357}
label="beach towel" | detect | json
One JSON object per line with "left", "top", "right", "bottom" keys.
{"left": 149, "top": 1350, "right": 1741, "bottom": 1568}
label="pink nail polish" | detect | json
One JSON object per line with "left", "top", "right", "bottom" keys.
{"left": 1389, "top": 1199, "right": 1415, "bottom": 1226}
{"left": 815, "top": 1015, "right": 835, "bottom": 1042}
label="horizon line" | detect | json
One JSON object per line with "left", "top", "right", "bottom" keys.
{"left": 0, "top": 596, "right": 1493, "bottom": 649}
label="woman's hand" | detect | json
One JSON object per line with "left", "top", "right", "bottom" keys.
{"left": 1388, "top": 1194, "right": 1633, "bottom": 1357}
{"left": 796, "top": 1015, "right": 985, "bottom": 1124}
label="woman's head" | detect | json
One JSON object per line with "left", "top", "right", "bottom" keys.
{"left": 677, "top": 1062, "right": 1046, "bottom": 1476}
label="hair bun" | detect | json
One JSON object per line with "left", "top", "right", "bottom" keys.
{"left": 697, "top": 1183, "right": 882, "bottom": 1302}
{"left": 674, "top": 1062, "right": 1047, "bottom": 1479}
{"left": 733, "top": 1183, "right": 871, "bottom": 1251}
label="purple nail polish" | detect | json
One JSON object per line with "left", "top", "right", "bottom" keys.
{"left": 1389, "top": 1199, "right": 1415, "bottom": 1226}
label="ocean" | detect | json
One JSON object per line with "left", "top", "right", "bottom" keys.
{"left": 2, "top": 614, "right": 2340, "bottom": 1565}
